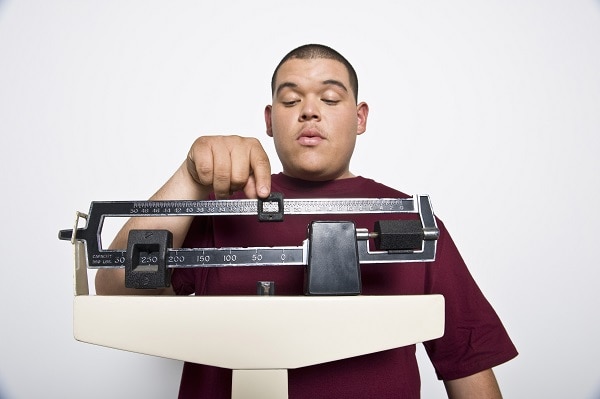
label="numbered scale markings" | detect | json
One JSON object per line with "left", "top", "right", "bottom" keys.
{"left": 60, "top": 195, "right": 438, "bottom": 269}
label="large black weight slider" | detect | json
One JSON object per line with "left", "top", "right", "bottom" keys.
{"left": 374, "top": 220, "right": 424, "bottom": 251}
{"left": 125, "top": 230, "right": 172, "bottom": 289}
{"left": 305, "top": 221, "right": 361, "bottom": 295}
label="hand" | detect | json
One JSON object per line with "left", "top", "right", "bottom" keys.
{"left": 186, "top": 135, "right": 271, "bottom": 199}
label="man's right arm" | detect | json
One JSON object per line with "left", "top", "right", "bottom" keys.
{"left": 95, "top": 135, "right": 271, "bottom": 295}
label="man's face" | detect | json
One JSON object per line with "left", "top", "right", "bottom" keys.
{"left": 265, "top": 58, "right": 368, "bottom": 181}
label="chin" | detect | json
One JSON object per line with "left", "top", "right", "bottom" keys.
{"left": 286, "top": 167, "right": 341, "bottom": 182}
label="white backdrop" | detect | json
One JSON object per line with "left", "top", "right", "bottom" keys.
{"left": 1, "top": 1, "right": 599, "bottom": 398}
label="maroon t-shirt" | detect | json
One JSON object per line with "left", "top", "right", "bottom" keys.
{"left": 173, "top": 174, "right": 518, "bottom": 398}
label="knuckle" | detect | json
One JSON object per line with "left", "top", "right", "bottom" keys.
{"left": 196, "top": 162, "right": 213, "bottom": 177}
{"left": 212, "top": 170, "right": 230, "bottom": 184}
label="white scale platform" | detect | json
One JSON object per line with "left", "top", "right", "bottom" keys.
{"left": 72, "top": 241, "right": 444, "bottom": 399}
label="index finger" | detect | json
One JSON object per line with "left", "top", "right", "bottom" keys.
{"left": 248, "top": 141, "right": 271, "bottom": 199}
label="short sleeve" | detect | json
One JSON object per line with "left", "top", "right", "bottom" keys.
{"left": 423, "top": 220, "right": 518, "bottom": 380}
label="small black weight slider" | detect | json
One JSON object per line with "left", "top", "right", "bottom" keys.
{"left": 374, "top": 220, "right": 424, "bottom": 251}
{"left": 305, "top": 221, "right": 361, "bottom": 296}
{"left": 258, "top": 192, "right": 284, "bottom": 222}
{"left": 125, "top": 230, "right": 172, "bottom": 289}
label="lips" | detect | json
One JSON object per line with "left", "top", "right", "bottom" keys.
{"left": 298, "top": 128, "right": 324, "bottom": 146}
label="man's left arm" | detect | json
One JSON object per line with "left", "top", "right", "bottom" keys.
{"left": 443, "top": 369, "right": 503, "bottom": 399}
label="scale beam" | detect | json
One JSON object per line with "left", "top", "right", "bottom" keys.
{"left": 59, "top": 194, "right": 439, "bottom": 293}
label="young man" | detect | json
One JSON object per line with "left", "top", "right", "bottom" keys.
{"left": 96, "top": 44, "right": 517, "bottom": 398}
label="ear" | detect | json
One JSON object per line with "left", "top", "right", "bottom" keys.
{"left": 356, "top": 102, "right": 369, "bottom": 135}
{"left": 264, "top": 105, "right": 273, "bottom": 137}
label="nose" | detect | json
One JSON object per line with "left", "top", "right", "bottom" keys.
{"left": 299, "top": 97, "right": 321, "bottom": 122}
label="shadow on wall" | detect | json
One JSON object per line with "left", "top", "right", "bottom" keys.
{"left": 591, "top": 382, "right": 600, "bottom": 399}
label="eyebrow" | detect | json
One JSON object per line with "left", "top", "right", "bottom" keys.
{"left": 275, "top": 79, "right": 349, "bottom": 97}
{"left": 322, "top": 79, "right": 349, "bottom": 93}
{"left": 275, "top": 82, "right": 298, "bottom": 96}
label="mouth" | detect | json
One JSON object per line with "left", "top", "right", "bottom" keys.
{"left": 297, "top": 128, "right": 324, "bottom": 146}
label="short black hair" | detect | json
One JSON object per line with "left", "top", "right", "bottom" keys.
{"left": 271, "top": 44, "right": 359, "bottom": 102}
